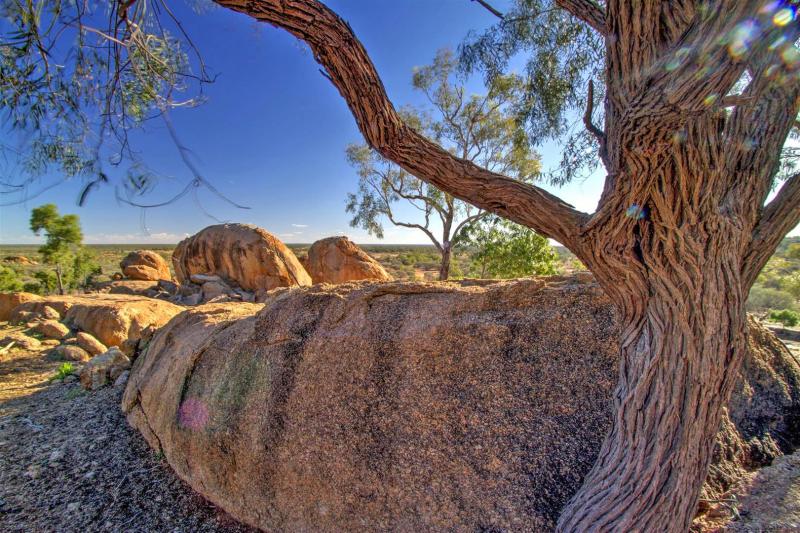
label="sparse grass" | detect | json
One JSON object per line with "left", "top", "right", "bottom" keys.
{"left": 50, "top": 362, "right": 75, "bottom": 382}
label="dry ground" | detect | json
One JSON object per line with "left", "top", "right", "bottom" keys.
{"left": 0, "top": 323, "right": 255, "bottom": 533}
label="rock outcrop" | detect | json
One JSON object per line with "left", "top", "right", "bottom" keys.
{"left": 123, "top": 278, "right": 800, "bottom": 532}
{"left": 304, "top": 236, "right": 392, "bottom": 284}
{"left": 9, "top": 294, "right": 181, "bottom": 347}
{"left": 80, "top": 347, "right": 131, "bottom": 390}
{"left": 120, "top": 250, "right": 172, "bottom": 281}
{"left": 0, "top": 292, "right": 42, "bottom": 321}
{"left": 171, "top": 224, "right": 311, "bottom": 292}
{"left": 63, "top": 296, "right": 182, "bottom": 347}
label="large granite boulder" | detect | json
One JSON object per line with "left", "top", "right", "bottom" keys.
{"left": 305, "top": 236, "right": 392, "bottom": 284}
{"left": 123, "top": 278, "right": 800, "bottom": 532}
{"left": 172, "top": 224, "right": 311, "bottom": 292}
{"left": 0, "top": 292, "right": 42, "bottom": 321}
{"left": 120, "top": 250, "right": 172, "bottom": 281}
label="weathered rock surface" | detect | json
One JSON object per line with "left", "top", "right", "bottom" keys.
{"left": 120, "top": 250, "right": 171, "bottom": 281}
{"left": 76, "top": 332, "right": 107, "bottom": 356}
{"left": 11, "top": 294, "right": 181, "bottom": 347}
{"left": 81, "top": 347, "right": 131, "bottom": 390}
{"left": 49, "top": 344, "right": 91, "bottom": 362}
{"left": 34, "top": 320, "right": 70, "bottom": 340}
{"left": 305, "top": 236, "right": 392, "bottom": 284}
{"left": 92, "top": 280, "right": 160, "bottom": 296}
{"left": 63, "top": 296, "right": 182, "bottom": 347}
{"left": 0, "top": 292, "right": 42, "bottom": 321}
{"left": 172, "top": 224, "right": 311, "bottom": 292}
{"left": 40, "top": 306, "right": 60, "bottom": 320}
{"left": 123, "top": 278, "right": 800, "bottom": 532}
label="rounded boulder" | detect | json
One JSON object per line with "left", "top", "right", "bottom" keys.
{"left": 171, "top": 224, "right": 311, "bottom": 292}
{"left": 305, "top": 236, "right": 392, "bottom": 284}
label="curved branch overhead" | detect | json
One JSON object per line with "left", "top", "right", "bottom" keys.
{"left": 212, "top": 0, "right": 588, "bottom": 249}
{"left": 555, "top": 0, "right": 607, "bottom": 35}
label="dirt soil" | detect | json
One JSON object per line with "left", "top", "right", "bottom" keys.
{"left": 0, "top": 325, "right": 255, "bottom": 533}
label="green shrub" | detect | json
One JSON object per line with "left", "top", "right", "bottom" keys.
{"left": 50, "top": 362, "right": 76, "bottom": 381}
{"left": 747, "top": 286, "right": 797, "bottom": 312}
{"left": 769, "top": 309, "right": 800, "bottom": 327}
{"left": 0, "top": 266, "right": 23, "bottom": 292}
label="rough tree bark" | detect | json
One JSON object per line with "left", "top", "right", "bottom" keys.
{"left": 439, "top": 241, "right": 452, "bottom": 281}
{"left": 212, "top": 0, "right": 800, "bottom": 530}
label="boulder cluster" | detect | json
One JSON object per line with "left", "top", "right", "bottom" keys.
{"left": 0, "top": 292, "right": 181, "bottom": 390}
{"left": 95, "top": 224, "right": 392, "bottom": 306}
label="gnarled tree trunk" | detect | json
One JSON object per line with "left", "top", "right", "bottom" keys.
{"left": 559, "top": 220, "right": 747, "bottom": 531}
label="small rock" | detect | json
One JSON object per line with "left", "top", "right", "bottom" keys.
{"left": 112, "top": 272, "right": 123, "bottom": 281}
{"left": 114, "top": 370, "right": 130, "bottom": 387}
{"left": 49, "top": 449, "right": 64, "bottom": 463}
{"left": 64, "top": 374, "right": 78, "bottom": 384}
{"left": 80, "top": 347, "right": 131, "bottom": 390}
{"left": 66, "top": 502, "right": 79, "bottom": 513}
{"left": 25, "top": 465, "right": 40, "bottom": 479}
{"left": 34, "top": 320, "right": 70, "bottom": 340}
{"left": 202, "top": 280, "right": 233, "bottom": 301}
{"left": 76, "top": 332, "right": 107, "bottom": 356}
{"left": 49, "top": 344, "right": 91, "bottom": 362}
{"left": 41, "top": 339, "right": 60, "bottom": 348}
{"left": 41, "top": 305, "right": 60, "bottom": 320}
{"left": 158, "top": 279, "right": 179, "bottom": 294}
{"left": 190, "top": 273, "right": 223, "bottom": 284}
{"left": 182, "top": 293, "right": 203, "bottom": 306}
{"left": 10, "top": 311, "right": 33, "bottom": 325}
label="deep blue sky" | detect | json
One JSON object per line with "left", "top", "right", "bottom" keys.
{"left": 1, "top": 1, "right": 790, "bottom": 245}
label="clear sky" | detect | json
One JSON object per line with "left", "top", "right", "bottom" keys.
{"left": 0, "top": 1, "right": 791, "bottom": 245}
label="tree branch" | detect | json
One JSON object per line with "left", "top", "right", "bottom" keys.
{"left": 583, "top": 79, "right": 608, "bottom": 167}
{"left": 452, "top": 211, "right": 489, "bottom": 244}
{"left": 213, "top": 0, "right": 588, "bottom": 250}
{"left": 554, "top": 0, "right": 606, "bottom": 35}
{"left": 470, "top": 0, "right": 504, "bottom": 20}
{"left": 743, "top": 172, "right": 800, "bottom": 288}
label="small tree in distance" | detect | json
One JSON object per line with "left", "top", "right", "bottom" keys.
{"left": 464, "top": 217, "right": 558, "bottom": 279}
{"left": 29, "top": 204, "right": 97, "bottom": 295}
{"left": 346, "top": 50, "right": 540, "bottom": 280}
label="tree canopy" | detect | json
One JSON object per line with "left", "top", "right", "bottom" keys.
{"left": 346, "top": 49, "right": 541, "bottom": 279}
{"left": 29, "top": 203, "right": 97, "bottom": 294}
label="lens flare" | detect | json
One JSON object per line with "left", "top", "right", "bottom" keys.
{"left": 773, "top": 7, "right": 797, "bottom": 26}
{"left": 666, "top": 47, "right": 692, "bottom": 72}
{"left": 178, "top": 398, "right": 209, "bottom": 430}
{"left": 703, "top": 93, "right": 719, "bottom": 106}
{"left": 782, "top": 46, "right": 800, "bottom": 68}
{"left": 727, "top": 20, "right": 760, "bottom": 58}
{"left": 625, "top": 204, "right": 646, "bottom": 220}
